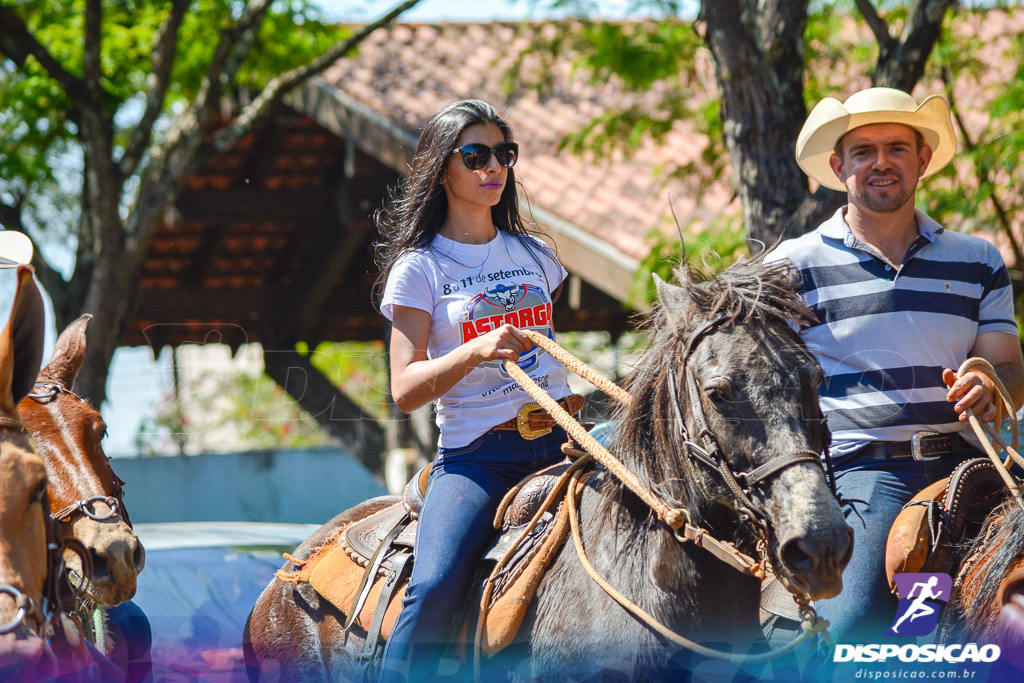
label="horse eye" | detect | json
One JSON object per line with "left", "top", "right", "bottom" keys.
{"left": 705, "top": 380, "right": 733, "bottom": 404}
{"left": 29, "top": 481, "right": 46, "bottom": 505}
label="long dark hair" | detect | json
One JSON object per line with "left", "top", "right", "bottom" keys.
{"left": 374, "top": 99, "right": 554, "bottom": 303}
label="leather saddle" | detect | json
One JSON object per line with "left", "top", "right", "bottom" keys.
{"left": 314, "top": 458, "right": 578, "bottom": 669}
{"left": 885, "top": 457, "right": 1005, "bottom": 590}
{"left": 761, "top": 457, "right": 1006, "bottom": 629}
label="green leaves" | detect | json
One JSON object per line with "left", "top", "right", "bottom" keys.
{"left": 0, "top": 0, "right": 345, "bottom": 239}
{"left": 632, "top": 213, "right": 747, "bottom": 306}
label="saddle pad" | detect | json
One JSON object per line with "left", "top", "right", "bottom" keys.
{"left": 275, "top": 464, "right": 586, "bottom": 656}
{"left": 481, "top": 498, "right": 571, "bottom": 656}
{"left": 275, "top": 526, "right": 407, "bottom": 638}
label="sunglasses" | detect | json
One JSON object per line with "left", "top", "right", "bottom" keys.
{"left": 451, "top": 142, "right": 519, "bottom": 170}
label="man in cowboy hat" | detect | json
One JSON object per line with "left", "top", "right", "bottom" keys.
{"left": 768, "top": 87, "right": 1024, "bottom": 642}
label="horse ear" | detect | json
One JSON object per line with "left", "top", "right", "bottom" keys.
{"left": 39, "top": 313, "right": 92, "bottom": 391}
{"left": 653, "top": 272, "right": 686, "bottom": 303}
{"left": 0, "top": 266, "right": 45, "bottom": 414}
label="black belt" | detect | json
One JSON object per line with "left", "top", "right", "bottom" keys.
{"left": 858, "top": 432, "right": 971, "bottom": 461}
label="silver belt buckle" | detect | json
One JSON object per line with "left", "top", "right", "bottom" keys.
{"left": 911, "top": 431, "right": 942, "bottom": 462}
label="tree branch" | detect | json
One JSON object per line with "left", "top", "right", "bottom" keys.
{"left": 758, "top": 0, "right": 809, "bottom": 135}
{"left": 84, "top": 0, "right": 101, "bottom": 92}
{"left": 853, "top": 0, "right": 892, "bottom": 46}
{"left": 940, "top": 64, "right": 1024, "bottom": 270}
{"left": 873, "top": 0, "right": 952, "bottom": 91}
{"left": 192, "top": 0, "right": 273, "bottom": 121}
{"left": 119, "top": 0, "right": 190, "bottom": 178}
{"left": 210, "top": 0, "right": 425, "bottom": 154}
{"left": 0, "top": 5, "right": 92, "bottom": 109}
{"left": 0, "top": 197, "right": 24, "bottom": 232}
{"left": 29, "top": 244, "right": 70, "bottom": 310}
{"left": 127, "top": 0, "right": 423, "bottom": 272}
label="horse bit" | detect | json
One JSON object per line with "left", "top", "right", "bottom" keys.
{"left": 28, "top": 382, "right": 131, "bottom": 528}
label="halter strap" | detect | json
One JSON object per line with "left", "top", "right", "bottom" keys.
{"left": 669, "top": 314, "right": 832, "bottom": 532}
{"left": 28, "top": 382, "right": 134, "bottom": 529}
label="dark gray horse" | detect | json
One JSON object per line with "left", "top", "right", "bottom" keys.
{"left": 244, "top": 255, "right": 853, "bottom": 681}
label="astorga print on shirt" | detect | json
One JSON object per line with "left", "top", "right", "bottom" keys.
{"left": 461, "top": 282, "right": 554, "bottom": 378}
{"left": 380, "top": 230, "right": 571, "bottom": 448}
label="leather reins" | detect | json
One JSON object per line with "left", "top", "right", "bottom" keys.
{"left": 0, "top": 461, "right": 90, "bottom": 640}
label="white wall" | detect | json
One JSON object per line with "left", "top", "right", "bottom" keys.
{"left": 111, "top": 448, "right": 388, "bottom": 524}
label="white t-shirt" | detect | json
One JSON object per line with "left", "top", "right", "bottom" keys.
{"left": 381, "top": 230, "right": 571, "bottom": 448}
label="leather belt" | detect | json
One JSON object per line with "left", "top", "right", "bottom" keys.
{"left": 859, "top": 432, "right": 971, "bottom": 461}
{"left": 493, "top": 394, "right": 585, "bottom": 440}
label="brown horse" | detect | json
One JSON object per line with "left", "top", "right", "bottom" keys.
{"left": 0, "top": 267, "right": 87, "bottom": 679}
{"left": 244, "top": 256, "right": 853, "bottom": 681}
{"left": 951, "top": 500, "right": 1024, "bottom": 653}
{"left": 19, "top": 314, "right": 145, "bottom": 610}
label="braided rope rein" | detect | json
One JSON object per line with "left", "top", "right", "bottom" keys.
{"left": 956, "top": 357, "right": 1024, "bottom": 512}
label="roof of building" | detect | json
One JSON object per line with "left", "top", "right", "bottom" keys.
{"left": 124, "top": 12, "right": 1023, "bottom": 351}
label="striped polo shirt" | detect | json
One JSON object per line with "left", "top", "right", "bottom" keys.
{"left": 769, "top": 207, "right": 1017, "bottom": 459}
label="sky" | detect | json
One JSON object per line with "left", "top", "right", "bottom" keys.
{"left": 313, "top": 0, "right": 696, "bottom": 22}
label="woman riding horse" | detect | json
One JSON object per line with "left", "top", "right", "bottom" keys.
{"left": 375, "top": 99, "right": 576, "bottom": 681}
{"left": 245, "top": 251, "right": 853, "bottom": 682}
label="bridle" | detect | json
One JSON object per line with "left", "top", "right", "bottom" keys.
{"left": 0, "top": 489, "right": 89, "bottom": 639}
{"left": 27, "top": 382, "right": 132, "bottom": 530}
{"left": 493, "top": 323, "right": 841, "bottom": 663}
{"left": 665, "top": 313, "right": 835, "bottom": 544}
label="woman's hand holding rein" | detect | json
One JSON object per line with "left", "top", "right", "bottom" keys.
{"left": 469, "top": 323, "right": 532, "bottom": 364}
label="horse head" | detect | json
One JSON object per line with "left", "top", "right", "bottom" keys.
{"left": 613, "top": 255, "right": 852, "bottom": 602}
{"left": 0, "top": 266, "right": 60, "bottom": 675}
{"left": 19, "top": 315, "right": 145, "bottom": 607}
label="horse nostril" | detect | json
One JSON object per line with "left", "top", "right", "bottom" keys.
{"left": 91, "top": 552, "right": 110, "bottom": 581}
{"left": 840, "top": 527, "right": 854, "bottom": 569}
{"left": 781, "top": 538, "right": 816, "bottom": 576}
{"left": 132, "top": 543, "right": 146, "bottom": 573}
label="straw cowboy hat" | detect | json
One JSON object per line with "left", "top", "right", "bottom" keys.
{"left": 0, "top": 231, "right": 34, "bottom": 269}
{"left": 795, "top": 87, "right": 956, "bottom": 191}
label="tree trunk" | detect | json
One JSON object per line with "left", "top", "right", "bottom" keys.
{"left": 73, "top": 239, "right": 138, "bottom": 406}
{"left": 871, "top": 0, "right": 953, "bottom": 91}
{"left": 703, "top": 0, "right": 954, "bottom": 246}
{"left": 263, "top": 345, "right": 387, "bottom": 479}
{"left": 2, "top": 0, "right": 425, "bottom": 407}
{"left": 703, "top": 0, "right": 826, "bottom": 248}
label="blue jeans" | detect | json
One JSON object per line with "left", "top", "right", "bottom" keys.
{"left": 814, "top": 451, "right": 972, "bottom": 644}
{"left": 379, "top": 427, "right": 567, "bottom": 683}
{"left": 106, "top": 600, "right": 152, "bottom": 683}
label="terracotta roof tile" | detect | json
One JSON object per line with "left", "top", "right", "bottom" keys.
{"left": 321, "top": 21, "right": 733, "bottom": 261}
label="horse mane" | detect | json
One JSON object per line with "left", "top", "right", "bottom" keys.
{"left": 958, "top": 501, "right": 1024, "bottom": 638}
{"left": 601, "top": 253, "right": 814, "bottom": 525}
